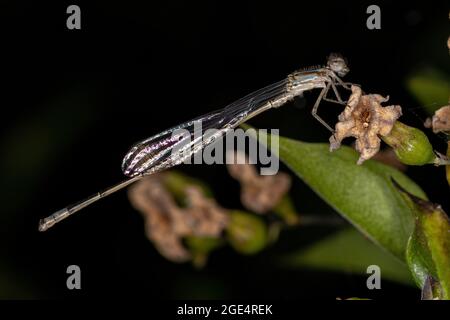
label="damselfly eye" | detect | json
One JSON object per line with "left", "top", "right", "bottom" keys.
{"left": 327, "top": 53, "right": 350, "bottom": 77}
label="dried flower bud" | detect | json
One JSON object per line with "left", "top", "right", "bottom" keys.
{"left": 226, "top": 151, "right": 291, "bottom": 213}
{"left": 330, "top": 85, "right": 402, "bottom": 164}
{"left": 183, "top": 186, "right": 229, "bottom": 237}
{"left": 382, "top": 122, "right": 435, "bottom": 166}
{"left": 128, "top": 175, "right": 191, "bottom": 262}
{"left": 128, "top": 173, "right": 229, "bottom": 263}
{"left": 424, "top": 105, "right": 450, "bottom": 134}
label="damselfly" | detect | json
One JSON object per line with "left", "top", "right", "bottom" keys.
{"left": 39, "top": 53, "right": 351, "bottom": 231}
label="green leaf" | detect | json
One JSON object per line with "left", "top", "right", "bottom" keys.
{"left": 406, "top": 68, "right": 450, "bottom": 114}
{"left": 248, "top": 128, "right": 427, "bottom": 260}
{"left": 394, "top": 183, "right": 450, "bottom": 299}
{"left": 280, "top": 228, "right": 414, "bottom": 286}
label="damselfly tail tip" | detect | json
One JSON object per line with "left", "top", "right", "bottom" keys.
{"left": 38, "top": 218, "right": 52, "bottom": 232}
{"left": 38, "top": 207, "right": 70, "bottom": 232}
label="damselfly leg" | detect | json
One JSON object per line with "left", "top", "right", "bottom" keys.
{"left": 312, "top": 77, "right": 353, "bottom": 133}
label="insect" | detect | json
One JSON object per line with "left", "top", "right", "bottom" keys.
{"left": 39, "top": 53, "right": 351, "bottom": 231}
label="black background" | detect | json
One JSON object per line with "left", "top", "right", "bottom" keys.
{"left": 0, "top": 0, "right": 449, "bottom": 299}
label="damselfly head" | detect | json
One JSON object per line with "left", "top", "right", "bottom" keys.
{"left": 327, "top": 53, "right": 349, "bottom": 77}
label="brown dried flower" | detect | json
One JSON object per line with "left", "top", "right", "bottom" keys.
{"left": 128, "top": 175, "right": 190, "bottom": 262}
{"left": 128, "top": 173, "right": 229, "bottom": 263}
{"left": 183, "top": 185, "right": 229, "bottom": 237}
{"left": 424, "top": 105, "right": 450, "bottom": 134}
{"left": 226, "top": 151, "right": 291, "bottom": 214}
{"left": 329, "top": 85, "right": 403, "bottom": 164}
